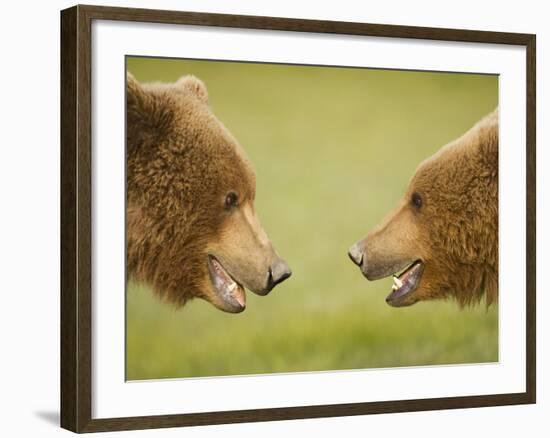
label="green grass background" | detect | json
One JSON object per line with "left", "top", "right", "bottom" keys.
{"left": 126, "top": 57, "right": 499, "bottom": 381}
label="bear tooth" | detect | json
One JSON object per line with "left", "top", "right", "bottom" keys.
{"left": 227, "top": 283, "right": 237, "bottom": 292}
{"left": 393, "top": 276, "right": 403, "bottom": 288}
{"left": 392, "top": 284, "right": 398, "bottom": 291}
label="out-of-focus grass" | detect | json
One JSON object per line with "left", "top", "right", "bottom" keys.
{"left": 126, "top": 57, "right": 499, "bottom": 381}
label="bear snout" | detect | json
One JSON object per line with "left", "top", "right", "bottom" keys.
{"left": 348, "top": 239, "right": 406, "bottom": 281}
{"left": 349, "top": 241, "right": 375, "bottom": 279}
{"left": 264, "top": 258, "right": 292, "bottom": 293}
{"left": 348, "top": 242, "right": 364, "bottom": 267}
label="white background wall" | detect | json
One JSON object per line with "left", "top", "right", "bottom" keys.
{"left": 0, "top": 1, "right": 546, "bottom": 437}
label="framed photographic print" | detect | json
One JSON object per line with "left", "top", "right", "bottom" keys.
{"left": 60, "top": 4, "right": 536, "bottom": 433}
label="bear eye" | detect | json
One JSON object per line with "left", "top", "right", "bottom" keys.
{"left": 411, "top": 192, "right": 423, "bottom": 209}
{"left": 225, "top": 192, "right": 239, "bottom": 210}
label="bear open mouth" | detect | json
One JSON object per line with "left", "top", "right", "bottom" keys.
{"left": 208, "top": 255, "right": 246, "bottom": 312}
{"left": 386, "top": 260, "right": 424, "bottom": 306}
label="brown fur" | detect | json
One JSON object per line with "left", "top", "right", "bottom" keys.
{"left": 351, "top": 109, "right": 498, "bottom": 307}
{"left": 126, "top": 73, "right": 289, "bottom": 312}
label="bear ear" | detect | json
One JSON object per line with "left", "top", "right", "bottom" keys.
{"left": 126, "top": 72, "right": 150, "bottom": 114}
{"left": 176, "top": 75, "right": 209, "bottom": 104}
{"left": 475, "top": 107, "right": 499, "bottom": 169}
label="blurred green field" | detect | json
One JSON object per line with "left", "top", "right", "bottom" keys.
{"left": 126, "top": 57, "right": 499, "bottom": 381}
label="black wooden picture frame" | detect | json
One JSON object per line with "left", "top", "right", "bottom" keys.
{"left": 60, "top": 4, "right": 536, "bottom": 433}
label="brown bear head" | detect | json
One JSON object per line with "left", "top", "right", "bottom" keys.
{"left": 348, "top": 109, "right": 498, "bottom": 307}
{"left": 126, "top": 73, "right": 291, "bottom": 313}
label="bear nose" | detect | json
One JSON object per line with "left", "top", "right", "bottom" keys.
{"left": 266, "top": 258, "right": 292, "bottom": 292}
{"left": 348, "top": 242, "right": 364, "bottom": 267}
